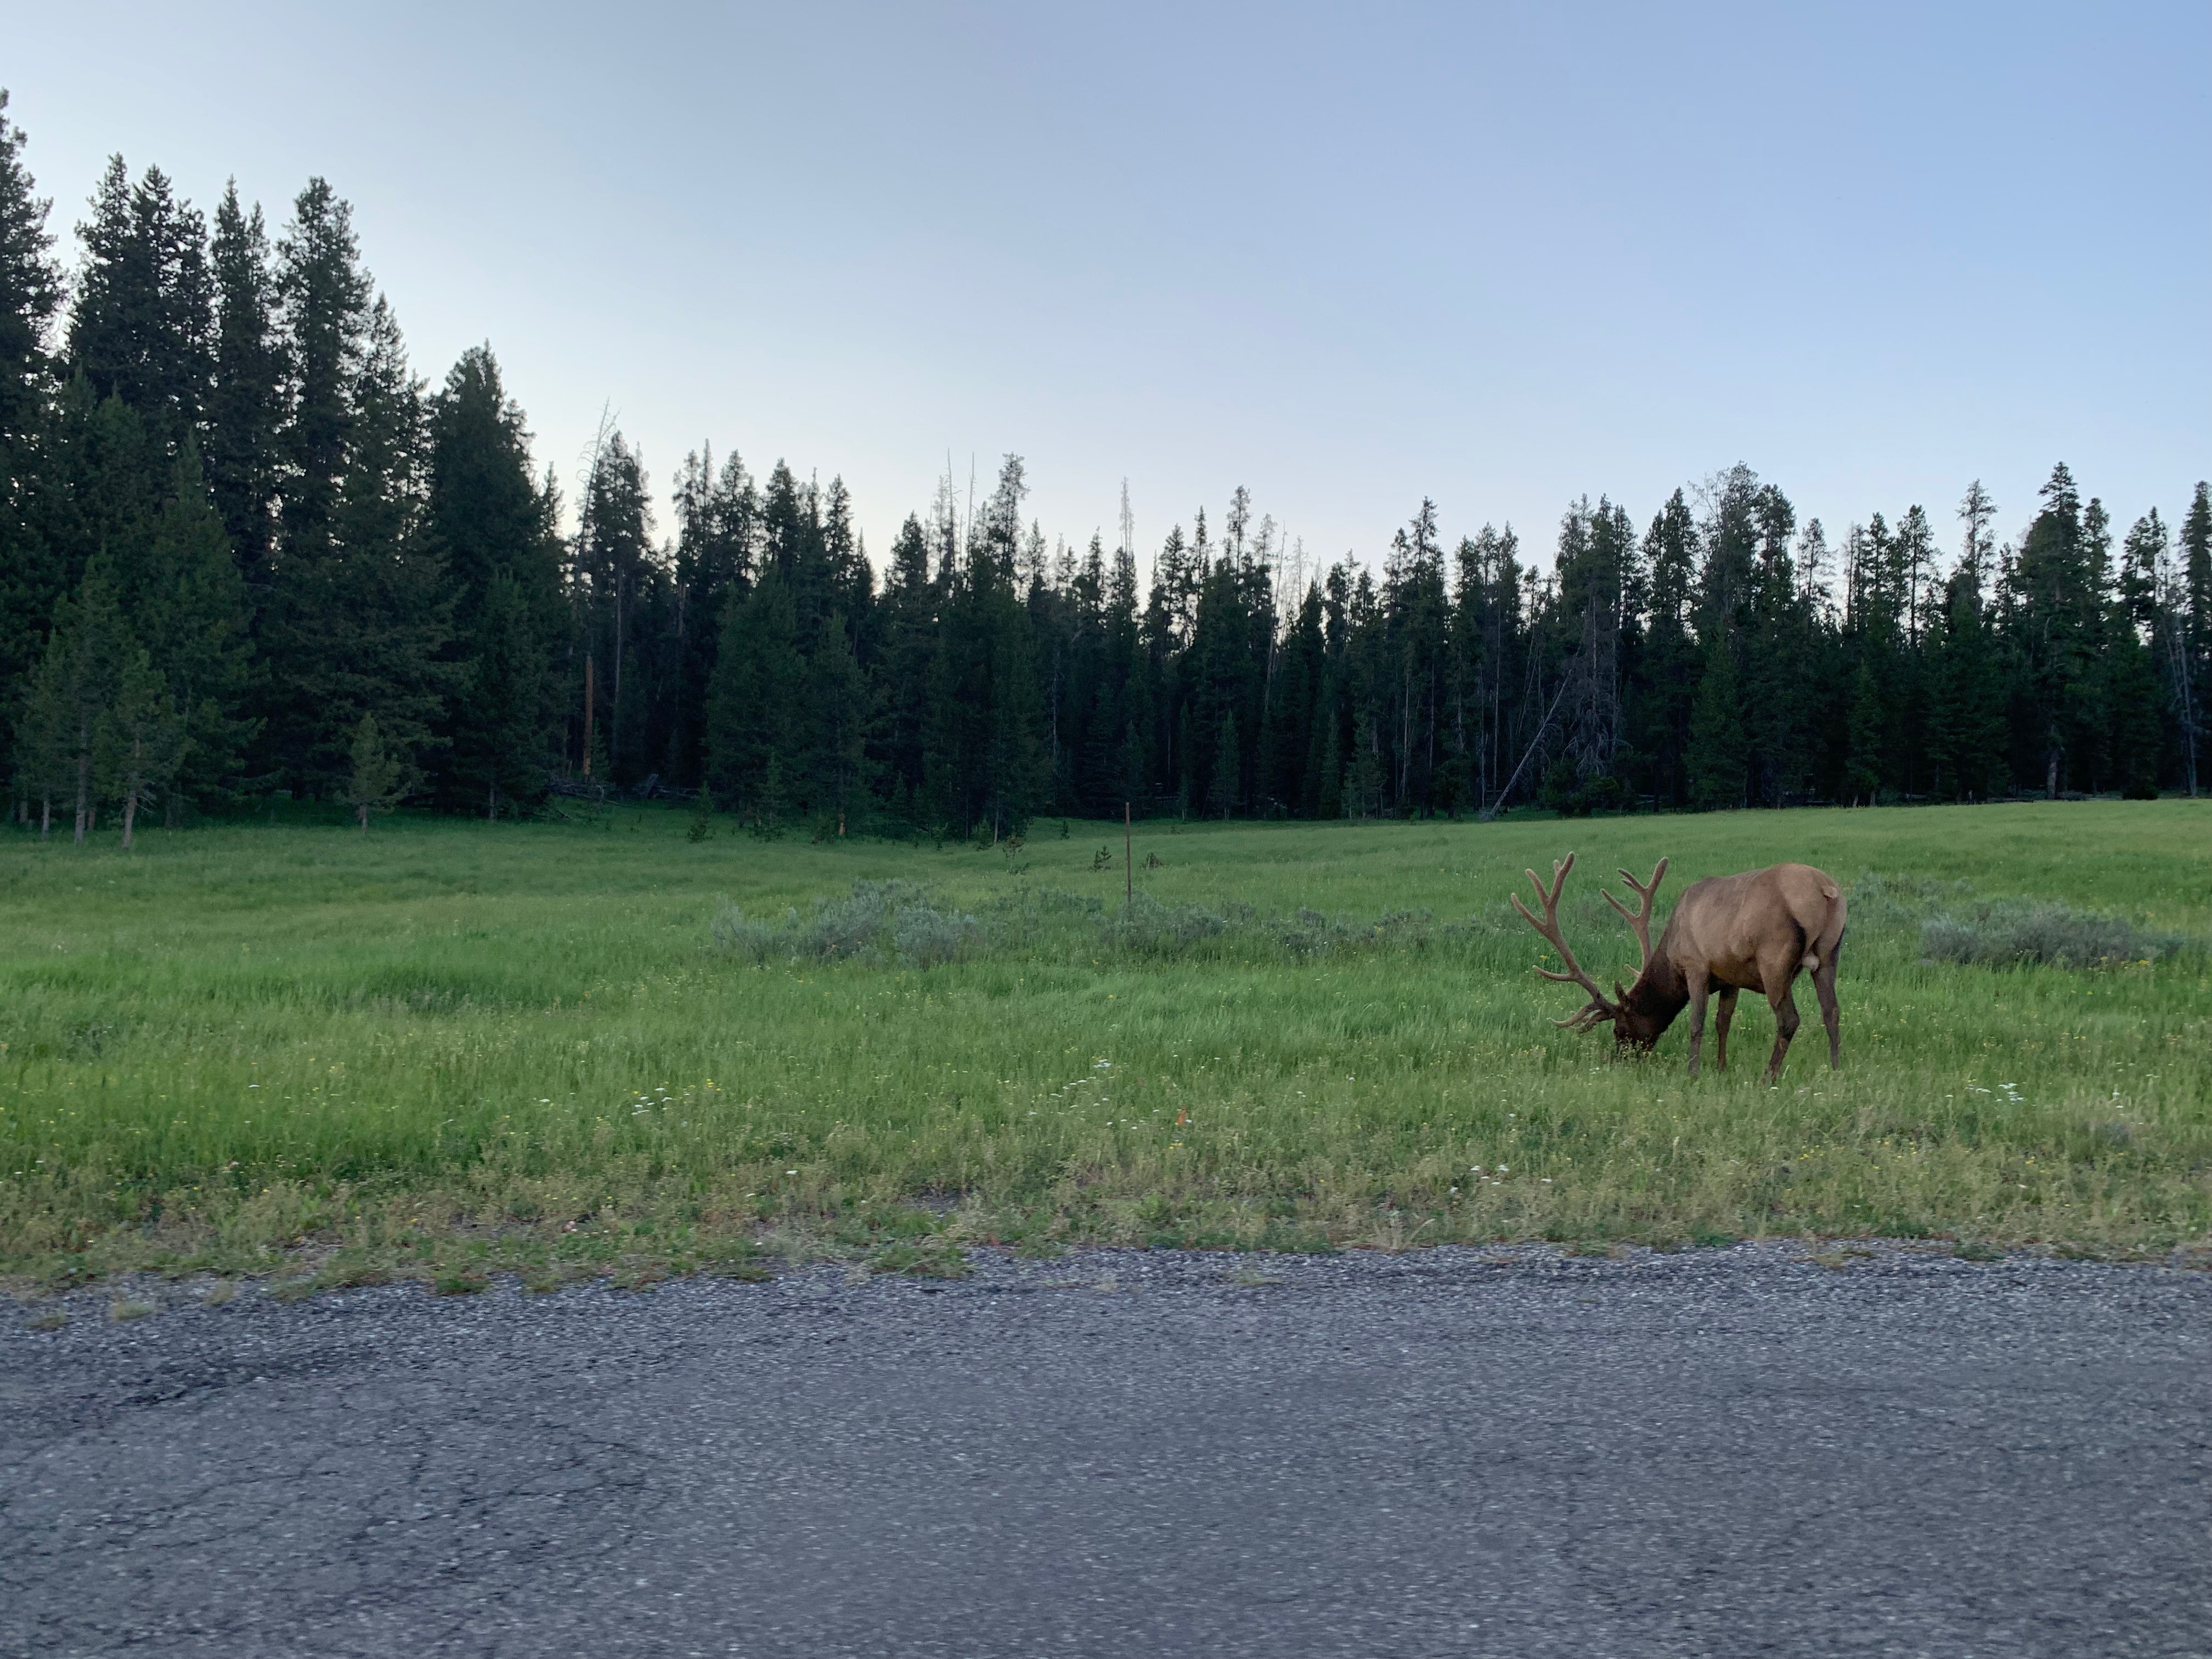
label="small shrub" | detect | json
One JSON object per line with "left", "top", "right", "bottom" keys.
{"left": 1101, "top": 891, "right": 1230, "bottom": 956}
{"left": 893, "top": 902, "right": 979, "bottom": 967}
{"left": 802, "top": 884, "right": 912, "bottom": 959}
{"left": 1848, "top": 871, "right": 1976, "bottom": 932}
{"left": 707, "top": 902, "right": 780, "bottom": 962}
{"left": 1269, "top": 906, "right": 1433, "bottom": 959}
{"left": 1920, "top": 900, "right": 2183, "bottom": 970}
{"left": 710, "top": 879, "right": 962, "bottom": 964}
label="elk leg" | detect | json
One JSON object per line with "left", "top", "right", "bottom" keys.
{"left": 1763, "top": 980, "right": 1802, "bottom": 1083}
{"left": 1815, "top": 951, "right": 1842, "bottom": 1069}
{"left": 1713, "top": 986, "right": 1738, "bottom": 1071}
{"left": 1684, "top": 967, "right": 1711, "bottom": 1077}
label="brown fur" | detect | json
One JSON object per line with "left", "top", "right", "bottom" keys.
{"left": 1513, "top": 854, "right": 1846, "bottom": 1081}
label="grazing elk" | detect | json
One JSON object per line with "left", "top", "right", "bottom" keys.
{"left": 1511, "top": 853, "right": 1846, "bottom": 1081}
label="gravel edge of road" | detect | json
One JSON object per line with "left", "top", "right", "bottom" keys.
{"left": 9, "top": 1235, "right": 2212, "bottom": 1356}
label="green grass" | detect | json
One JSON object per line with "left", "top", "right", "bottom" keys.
{"left": 3, "top": 799, "right": 2208, "bottom": 1289}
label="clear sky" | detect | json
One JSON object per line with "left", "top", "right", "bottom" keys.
{"left": 7, "top": 2, "right": 2208, "bottom": 576}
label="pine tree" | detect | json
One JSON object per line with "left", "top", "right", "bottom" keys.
{"left": 96, "top": 643, "right": 188, "bottom": 847}
{"left": 803, "top": 612, "right": 868, "bottom": 832}
{"left": 206, "top": 182, "right": 281, "bottom": 585}
{"left": 2108, "top": 511, "right": 2166, "bottom": 797}
{"left": 0, "top": 88, "right": 60, "bottom": 454}
{"left": 569, "top": 432, "right": 656, "bottom": 783}
{"left": 1923, "top": 482, "right": 2007, "bottom": 800}
{"left": 2008, "top": 464, "right": 2102, "bottom": 795}
{"left": 18, "top": 561, "right": 137, "bottom": 842}
{"left": 821, "top": 475, "right": 872, "bottom": 642}
{"left": 12, "top": 634, "right": 71, "bottom": 837}
{"left": 66, "top": 157, "right": 213, "bottom": 441}
{"left": 275, "top": 178, "right": 370, "bottom": 566}
{"left": 0, "top": 89, "right": 63, "bottom": 775}
{"left": 1263, "top": 582, "right": 1324, "bottom": 814}
{"left": 448, "top": 573, "right": 545, "bottom": 816}
{"left": 1628, "top": 493, "right": 1697, "bottom": 805}
{"left": 1685, "top": 625, "right": 1747, "bottom": 809}
{"left": 3, "top": 379, "right": 162, "bottom": 773}
{"left": 2180, "top": 482, "right": 2211, "bottom": 792}
{"left": 868, "top": 513, "right": 935, "bottom": 818}
{"left": 263, "top": 285, "right": 452, "bottom": 794}
{"left": 980, "top": 572, "right": 1048, "bottom": 838}
{"left": 706, "top": 573, "right": 803, "bottom": 825}
{"left": 1313, "top": 689, "right": 1344, "bottom": 819}
{"left": 1209, "top": 709, "right": 1241, "bottom": 817}
{"left": 343, "top": 710, "right": 418, "bottom": 830}
{"left": 667, "top": 444, "right": 755, "bottom": 787}
{"left": 427, "top": 346, "right": 561, "bottom": 805}
{"left": 924, "top": 456, "right": 1047, "bottom": 837}
{"left": 128, "top": 443, "right": 258, "bottom": 810}
{"left": 1887, "top": 504, "right": 1938, "bottom": 793}
{"left": 1843, "top": 658, "right": 1883, "bottom": 805}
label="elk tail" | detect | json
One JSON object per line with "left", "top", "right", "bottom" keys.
{"left": 1803, "top": 881, "right": 1844, "bottom": 974}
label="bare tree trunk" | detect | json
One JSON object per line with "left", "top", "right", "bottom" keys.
{"left": 74, "top": 715, "right": 90, "bottom": 844}
{"left": 612, "top": 571, "right": 627, "bottom": 776}
{"left": 121, "top": 791, "right": 137, "bottom": 850}
{"left": 583, "top": 656, "right": 596, "bottom": 778}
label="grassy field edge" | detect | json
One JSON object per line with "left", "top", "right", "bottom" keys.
{"left": 5, "top": 800, "right": 2209, "bottom": 1292}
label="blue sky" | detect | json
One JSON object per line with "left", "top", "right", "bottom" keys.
{"left": 7, "top": 2, "right": 2208, "bottom": 575}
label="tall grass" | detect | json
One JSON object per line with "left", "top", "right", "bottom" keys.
{"left": 2, "top": 800, "right": 2207, "bottom": 1284}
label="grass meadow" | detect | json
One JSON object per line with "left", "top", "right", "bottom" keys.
{"left": 3, "top": 799, "right": 2207, "bottom": 1291}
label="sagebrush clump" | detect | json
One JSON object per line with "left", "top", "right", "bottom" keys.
{"left": 711, "top": 879, "right": 975, "bottom": 967}
{"left": 1850, "top": 871, "right": 2188, "bottom": 970}
{"left": 1921, "top": 901, "right": 2183, "bottom": 970}
{"left": 712, "top": 881, "right": 1459, "bottom": 967}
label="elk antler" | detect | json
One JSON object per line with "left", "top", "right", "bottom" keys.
{"left": 1601, "top": 857, "right": 1669, "bottom": 969}
{"left": 1510, "top": 853, "right": 1619, "bottom": 1030}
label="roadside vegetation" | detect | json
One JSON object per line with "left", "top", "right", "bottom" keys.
{"left": 3, "top": 799, "right": 2208, "bottom": 1295}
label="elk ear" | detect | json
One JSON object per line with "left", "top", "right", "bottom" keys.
{"left": 1614, "top": 980, "right": 1628, "bottom": 1005}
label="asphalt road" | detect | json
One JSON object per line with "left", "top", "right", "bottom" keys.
{"left": 4, "top": 1244, "right": 2208, "bottom": 1658}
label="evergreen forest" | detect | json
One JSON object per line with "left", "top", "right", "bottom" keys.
{"left": 3, "top": 98, "right": 2207, "bottom": 844}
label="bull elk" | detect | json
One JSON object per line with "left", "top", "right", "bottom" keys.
{"left": 1511, "top": 853, "right": 1846, "bottom": 1081}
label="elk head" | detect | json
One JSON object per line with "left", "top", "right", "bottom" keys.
{"left": 1510, "top": 853, "right": 1671, "bottom": 1053}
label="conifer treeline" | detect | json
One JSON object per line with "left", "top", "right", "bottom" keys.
{"left": 2, "top": 105, "right": 2207, "bottom": 839}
